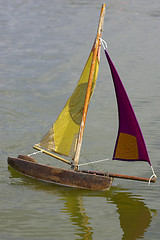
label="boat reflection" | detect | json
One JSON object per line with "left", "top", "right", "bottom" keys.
{"left": 9, "top": 167, "right": 156, "bottom": 239}
{"left": 60, "top": 187, "right": 155, "bottom": 240}
{"left": 61, "top": 192, "right": 93, "bottom": 239}
{"left": 107, "top": 188, "right": 156, "bottom": 240}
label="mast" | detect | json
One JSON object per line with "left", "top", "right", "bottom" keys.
{"left": 73, "top": 4, "right": 105, "bottom": 170}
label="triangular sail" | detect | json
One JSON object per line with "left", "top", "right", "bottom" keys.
{"left": 104, "top": 49, "right": 151, "bottom": 165}
{"left": 35, "top": 4, "right": 105, "bottom": 164}
{"left": 35, "top": 42, "right": 100, "bottom": 159}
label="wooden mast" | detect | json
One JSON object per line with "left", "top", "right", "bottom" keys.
{"left": 73, "top": 4, "right": 105, "bottom": 170}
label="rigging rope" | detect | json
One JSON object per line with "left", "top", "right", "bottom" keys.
{"left": 78, "top": 158, "right": 110, "bottom": 167}
{"left": 148, "top": 165, "right": 157, "bottom": 185}
{"left": 28, "top": 150, "right": 43, "bottom": 156}
{"left": 99, "top": 38, "right": 108, "bottom": 50}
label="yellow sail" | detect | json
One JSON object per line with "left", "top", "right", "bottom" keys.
{"left": 36, "top": 43, "right": 100, "bottom": 159}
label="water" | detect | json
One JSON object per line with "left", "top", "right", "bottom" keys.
{"left": 0, "top": 0, "right": 160, "bottom": 239}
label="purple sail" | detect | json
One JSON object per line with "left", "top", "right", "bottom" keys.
{"left": 105, "top": 50, "right": 151, "bottom": 165}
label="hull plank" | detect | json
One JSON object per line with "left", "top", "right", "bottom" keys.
{"left": 8, "top": 156, "right": 113, "bottom": 191}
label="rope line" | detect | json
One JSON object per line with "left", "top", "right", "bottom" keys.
{"left": 28, "top": 150, "right": 43, "bottom": 156}
{"left": 78, "top": 158, "right": 110, "bottom": 167}
{"left": 99, "top": 38, "right": 108, "bottom": 50}
{"left": 148, "top": 165, "right": 157, "bottom": 185}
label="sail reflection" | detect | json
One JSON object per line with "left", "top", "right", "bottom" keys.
{"left": 9, "top": 168, "right": 155, "bottom": 239}
{"left": 107, "top": 188, "right": 155, "bottom": 240}
{"left": 59, "top": 186, "right": 155, "bottom": 240}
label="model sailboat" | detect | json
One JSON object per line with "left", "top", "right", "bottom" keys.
{"left": 8, "top": 4, "right": 156, "bottom": 190}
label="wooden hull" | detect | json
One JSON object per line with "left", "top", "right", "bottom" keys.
{"left": 8, "top": 155, "right": 113, "bottom": 191}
